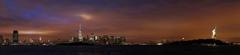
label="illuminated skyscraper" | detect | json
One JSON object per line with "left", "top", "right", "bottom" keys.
{"left": 78, "top": 25, "right": 84, "bottom": 41}
{"left": 12, "top": 30, "right": 19, "bottom": 45}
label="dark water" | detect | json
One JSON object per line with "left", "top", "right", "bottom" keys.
{"left": 0, "top": 45, "right": 240, "bottom": 55}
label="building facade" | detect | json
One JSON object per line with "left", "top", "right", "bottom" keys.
{"left": 12, "top": 30, "right": 19, "bottom": 45}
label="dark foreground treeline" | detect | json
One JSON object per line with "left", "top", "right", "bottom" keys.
{"left": 0, "top": 45, "right": 240, "bottom": 55}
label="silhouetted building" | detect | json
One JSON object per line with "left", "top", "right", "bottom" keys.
{"left": 73, "top": 37, "right": 80, "bottom": 42}
{"left": 89, "top": 33, "right": 97, "bottom": 41}
{"left": 97, "top": 35, "right": 126, "bottom": 45}
{"left": 112, "top": 36, "right": 126, "bottom": 45}
{"left": 3, "top": 38, "right": 10, "bottom": 45}
{"left": 68, "top": 33, "right": 127, "bottom": 45}
{"left": 0, "top": 35, "right": 3, "bottom": 44}
{"left": 12, "top": 30, "right": 19, "bottom": 45}
{"left": 164, "top": 39, "right": 229, "bottom": 46}
{"left": 100, "top": 35, "right": 110, "bottom": 45}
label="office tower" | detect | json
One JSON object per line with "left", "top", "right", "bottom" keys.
{"left": 38, "top": 37, "right": 43, "bottom": 44}
{"left": 94, "top": 36, "right": 99, "bottom": 41}
{"left": 100, "top": 35, "right": 110, "bottom": 45}
{"left": 12, "top": 30, "right": 19, "bottom": 44}
{"left": 78, "top": 25, "right": 84, "bottom": 41}
{"left": 0, "top": 35, "right": 3, "bottom": 44}
{"left": 90, "top": 33, "right": 98, "bottom": 41}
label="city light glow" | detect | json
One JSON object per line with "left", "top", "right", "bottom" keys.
{"left": 19, "top": 30, "right": 55, "bottom": 35}
{"left": 1, "top": 0, "right": 240, "bottom": 43}
{"left": 79, "top": 14, "right": 92, "bottom": 20}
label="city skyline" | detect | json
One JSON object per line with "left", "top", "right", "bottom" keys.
{"left": 1, "top": 0, "right": 240, "bottom": 42}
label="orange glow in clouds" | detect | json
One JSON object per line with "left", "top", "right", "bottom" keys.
{"left": 79, "top": 14, "right": 93, "bottom": 20}
{"left": 19, "top": 30, "right": 55, "bottom": 35}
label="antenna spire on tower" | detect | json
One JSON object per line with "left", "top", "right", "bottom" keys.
{"left": 78, "top": 24, "right": 84, "bottom": 41}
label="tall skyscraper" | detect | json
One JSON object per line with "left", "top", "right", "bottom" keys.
{"left": 0, "top": 35, "right": 4, "bottom": 44}
{"left": 12, "top": 30, "right": 19, "bottom": 44}
{"left": 78, "top": 24, "right": 84, "bottom": 41}
{"left": 211, "top": 26, "right": 217, "bottom": 39}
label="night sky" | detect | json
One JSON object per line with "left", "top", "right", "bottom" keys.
{"left": 1, "top": 0, "right": 240, "bottom": 42}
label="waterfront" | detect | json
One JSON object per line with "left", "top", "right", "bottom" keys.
{"left": 0, "top": 45, "right": 240, "bottom": 55}
{"left": 1, "top": 0, "right": 240, "bottom": 55}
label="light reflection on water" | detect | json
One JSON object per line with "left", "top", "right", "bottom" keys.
{"left": 0, "top": 45, "right": 239, "bottom": 55}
